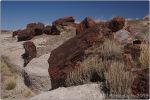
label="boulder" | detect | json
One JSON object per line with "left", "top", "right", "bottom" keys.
{"left": 108, "top": 16, "right": 125, "bottom": 32}
{"left": 52, "top": 16, "right": 75, "bottom": 26}
{"left": 131, "top": 68, "right": 149, "bottom": 99}
{"left": 50, "top": 25, "right": 61, "bottom": 35}
{"left": 17, "top": 29, "right": 35, "bottom": 42}
{"left": 27, "top": 23, "right": 37, "bottom": 29}
{"left": 22, "top": 41, "right": 37, "bottom": 67}
{"left": 16, "top": 22, "right": 45, "bottom": 41}
{"left": 76, "top": 17, "right": 96, "bottom": 35}
{"left": 27, "top": 22, "right": 45, "bottom": 36}
{"left": 48, "top": 24, "right": 112, "bottom": 89}
{"left": 33, "top": 23, "right": 45, "bottom": 36}
{"left": 43, "top": 25, "right": 51, "bottom": 35}
{"left": 29, "top": 83, "right": 105, "bottom": 100}
{"left": 24, "top": 54, "right": 51, "bottom": 93}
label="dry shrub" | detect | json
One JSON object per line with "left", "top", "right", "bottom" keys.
{"left": 139, "top": 44, "right": 149, "bottom": 69}
{"left": 104, "top": 61, "right": 134, "bottom": 99}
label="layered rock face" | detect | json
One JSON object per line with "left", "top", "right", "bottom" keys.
{"left": 22, "top": 41, "right": 37, "bottom": 67}
{"left": 48, "top": 17, "right": 125, "bottom": 89}
{"left": 76, "top": 17, "right": 96, "bottom": 35}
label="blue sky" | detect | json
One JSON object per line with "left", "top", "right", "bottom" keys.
{"left": 1, "top": 1, "right": 149, "bottom": 30}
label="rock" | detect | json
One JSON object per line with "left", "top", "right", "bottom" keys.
{"left": 52, "top": 16, "right": 75, "bottom": 26}
{"left": 50, "top": 16, "right": 75, "bottom": 35}
{"left": 17, "top": 29, "right": 35, "bottom": 42}
{"left": 24, "top": 54, "right": 51, "bottom": 93}
{"left": 76, "top": 17, "right": 96, "bottom": 35}
{"left": 43, "top": 25, "right": 51, "bottom": 35}
{"left": 22, "top": 41, "right": 37, "bottom": 67}
{"left": 27, "top": 23, "right": 37, "bottom": 29}
{"left": 114, "top": 29, "right": 132, "bottom": 44}
{"left": 33, "top": 23, "right": 45, "bottom": 36}
{"left": 133, "top": 39, "right": 142, "bottom": 44}
{"left": 12, "top": 29, "right": 22, "bottom": 37}
{"left": 123, "top": 43, "right": 141, "bottom": 70}
{"left": 29, "top": 83, "right": 105, "bottom": 100}
{"left": 108, "top": 16, "right": 125, "bottom": 32}
{"left": 15, "top": 22, "right": 45, "bottom": 41}
{"left": 27, "top": 22, "right": 45, "bottom": 36}
{"left": 143, "top": 15, "right": 149, "bottom": 21}
{"left": 48, "top": 24, "right": 112, "bottom": 89}
{"left": 131, "top": 68, "right": 149, "bottom": 99}
{"left": 50, "top": 25, "right": 61, "bottom": 35}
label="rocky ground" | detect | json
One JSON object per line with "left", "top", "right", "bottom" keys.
{"left": 0, "top": 16, "right": 149, "bottom": 100}
{"left": 1, "top": 27, "right": 76, "bottom": 99}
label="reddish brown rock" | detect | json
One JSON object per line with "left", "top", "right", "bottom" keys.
{"left": 123, "top": 43, "right": 142, "bottom": 71}
{"left": 108, "top": 16, "right": 125, "bottom": 32}
{"left": 76, "top": 17, "right": 96, "bottom": 35}
{"left": 12, "top": 29, "right": 22, "bottom": 37}
{"left": 33, "top": 23, "right": 45, "bottom": 35}
{"left": 26, "top": 23, "right": 37, "bottom": 29}
{"left": 52, "top": 16, "right": 75, "bottom": 26}
{"left": 27, "top": 22, "right": 45, "bottom": 36}
{"left": 131, "top": 68, "right": 149, "bottom": 99}
{"left": 50, "top": 25, "right": 61, "bottom": 35}
{"left": 48, "top": 24, "right": 113, "bottom": 89}
{"left": 17, "top": 29, "right": 35, "bottom": 42}
{"left": 15, "top": 22, "right": 45, "bottom": 41}
{"left": 22, "top": 41, "right": 37, "bottom": 67}
{"left": 44, "top": 25, "right": 52, "bottom": 35}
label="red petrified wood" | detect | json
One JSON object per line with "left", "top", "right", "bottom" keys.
{"left": 22, "top": 41, "right": 37, "bottom": 67}
{"left": 76, "top": 17, "right": 96, "bottom": 35}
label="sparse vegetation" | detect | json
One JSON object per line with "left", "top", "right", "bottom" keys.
{"left": 5, "top": 77, "right": 16, "bottom": 90}
{"left": 139, "top": 44, "right": 149, "bottom": 69}
{"left": 23, "top": 89, "right": 33, "bottom": 97}
{"left": 1, "top": 58, "right": 17, "bottom": 90}
{"left": 104, "top": 61, "right": 134, "bottom": 99}
{"left": 66, "top": 56, "right": 105, "bottom": 86}
{"left": 66, "top": 38, "right": 134, "bottom": 99}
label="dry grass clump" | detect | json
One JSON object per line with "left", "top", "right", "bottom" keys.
{"left": 0, "top": 58, "right": 12, "bottom": 76}
{"left": 139, "top": 44, "right": 149, "bottom": 69}
{"left": 66, "top": 56, "right": 105, "bottom": 86}
{"left": 66, "top": 39, "right": 123, "bottom": 86}
{"left": 1, "top": 58, "right": 17, "bottom": 90}
{"left": 23, "top": 89, "right": 34, "bottom": 97}
{"left": 66, "top": 38, "right": 135, "bottom": 99}
{"left": 104, "top": 61, "right": 134, "bottom": 99}
{"left": 5, "top": 77, "right": 16, "bottom": 90}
